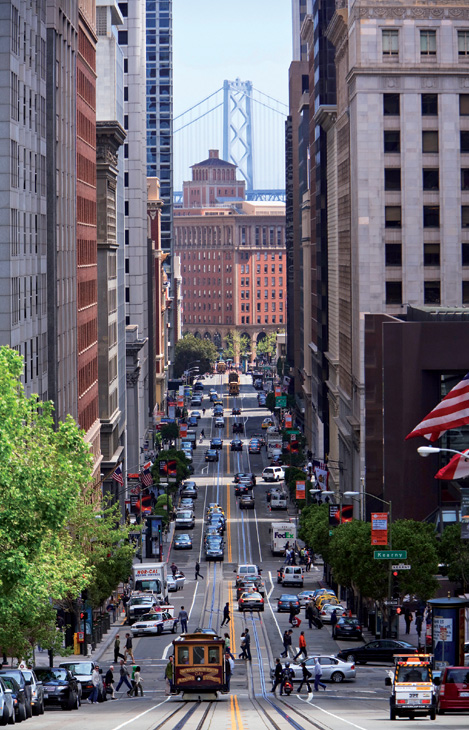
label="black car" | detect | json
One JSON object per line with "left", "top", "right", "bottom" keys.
{"left": 239, "top": 494, "right": 255, "bottom": 509}
{"left": 0, "top": 670, "right": 32, "bottom": 719}
{"left": 231, "top": 407, "right": 241, "bottom": 415}
{"left": 0, "top": 676, "right": 28, "bottom": 722}
{"left": 181, "top": 483, "right": 198, "bottom": 499}
{"left": 232, "top": 422, "right": 244, "bottom": 434}
{"left": 337, "top": 639, "right": 418, "bottom": 664}
{"left": 230, "top": 439, "right": 243, "bottom": 451}
{"left": 333, "top": 617, "right": 364, "bottom": 641}
{"left": 234, "top": 472, "right": 256, "bottom": 485}
{"left": 204, "top": 536, "right": 224, "bottom": 561}
{"left": 205, "top": 449, "right": 219, "bottom": 462}
{"left": 207, "top": 515, "right": 225, "bottom": 534}
{"left": 34, "top": 667, "right": 80, "bottom": 710}
{"left": 235, "top": 484, "right": 252, "bottom": 497}
{"left": 210, "top": 438, "right": 223, "bottom": 449}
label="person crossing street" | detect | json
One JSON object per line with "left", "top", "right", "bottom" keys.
{"left": 220, "top": 602, "right": 230, "bottom": 626}
{"left": 195, "top": 561, "right": 204, "bottom": 580}
{"left": 314, "top": 657, "right": 326, "bottom": 692}
{"left": 293, "top": 631, "right": 308, "bottom": 662}
{"left": 297, "top": 662, "right": 313, "bottom": 693}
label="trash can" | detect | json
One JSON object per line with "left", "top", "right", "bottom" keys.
{"left": 368, "top": 611, "right": 376, "bottom": 635}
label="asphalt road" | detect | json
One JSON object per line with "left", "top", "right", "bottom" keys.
{"left": 29, "top": 374, "right": 457, "bottom": 729}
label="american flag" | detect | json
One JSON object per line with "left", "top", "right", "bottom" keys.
{"left": 112, "top": 465, "right": 124, "bottom": 485}
{"left": 406, "top": 373, "right": 469, "bottom": 442}
{"left": 435, "top": 449, "right": 469, "bottom": 481}
{"left": 141, "top": 461, "right": 153, "bottom": 487}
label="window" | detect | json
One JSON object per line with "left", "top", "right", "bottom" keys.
{"left": 422, "top": 131, "right": 438, "bottom": 153}
{"left": 383, "top": 94, "right": 400, "bottom": 116}
{"left": 423, "top": 169, "right": 439, "bottom": 191}
{"left": 463, "top": 282, "right": 469, "bottom": 304}
{"left": 421, "top": 94, "right": 438, "bottom": 116}
{"left": 385, "top": 244, "right": 402, "bottom": 266}
{"left": 462, "top": 169, "right": 469, "bottom": 190}
{"left": 460, "top": 95, "right": 469, "bottom": 116}
{"left": 462, "top": 132, "right": 469, "bottom": 153}
{"left": 462, "top": 206, "right": 469, "bottom": 228}
{"left": 118, "top": 30, "right": 128, "bottom": 45}
{"left": 382, "top": 29, "right": 398, "bottom": 56}
{"left": 384, "top": 168, "right": 401, "bottom": 191}
{"left": 420, "top": 30, "right": 436, "bottom": 56}
{"left": 458, "top": 31, "right": 469, "bottom": 56}
{"left": 423, "top": 206, "right": 440, "bottom": 228}
{"left": 424, "top": 243, "right": 440, "bottom": 266}
{"left": 384, "top": 131, "right": 400, "bottom": 153}
{"left": 385, "top": 206, "right": 401, "bottom": 228}
{"left": 424, "top": 281, "right": 440, "bottom": 304}
{"left": 386, "top": 281, "right": 402, "bottom": 305}
{"left": 463, "top": 243, "right": 469, "bottom": 266}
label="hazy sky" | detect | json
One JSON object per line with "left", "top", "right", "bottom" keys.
{"left": 173, "top": 0, "right": 293, "bottom": 118}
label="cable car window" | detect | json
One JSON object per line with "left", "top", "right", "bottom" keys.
{"left": 193, "top": 646, "right": 205, "bottom": 664}
{"left": 208, "top": 647, "right": 219, "bottom": 664}
{"left": 178, "top": 647, "right": 189, "bottom": 664}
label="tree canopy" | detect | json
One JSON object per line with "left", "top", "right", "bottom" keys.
{"left": 439, "top": 522, "right": 469, "bottom": 593}
{"left": 173, "top": 334, "right": 218, "bottom": 377}
{"left": 223, "top": 331, "right": 250, "bottom": 361}
{"left": 256, "top": 331, "right": 280, "bottom": 359}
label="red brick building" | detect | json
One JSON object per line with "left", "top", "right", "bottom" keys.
{"left": 174, "top": 150, "right": 286, "bottom": 357}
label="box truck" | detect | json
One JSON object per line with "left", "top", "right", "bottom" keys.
{"left": 132, "top": 562, "right": 168, "bottom": 602}
{"left": 269, "top": 521, "right": 297, "bottom": 555}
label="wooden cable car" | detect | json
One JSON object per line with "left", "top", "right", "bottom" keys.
{"left": 172, "top": 633, "right": 227, "bottom": 699}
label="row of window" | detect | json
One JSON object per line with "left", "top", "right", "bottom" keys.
{"left": 11, "top": 6, "right": 46, "bottom": 75}
{"left": 383, "top": 93, "right": 469, "bottom": 116}
{"left": 240, "top": 303, "right": 284, "bottom": 312}
{"left": 384, "top": 130, "right": 469, "bottom": 155}
{"left": 385, "top": 167, "right": 469, "bottom": 191}
{"left": 384, "top": 205, "right": 469, "bottom": 229}
{"left": 12, "top": 335, "right": 44, "bottom": 386}
{"left": 385, "top": 280, "right": 469, "bottom": 306}
{"left": 184, "top": 314, "right": 284, "bottom": 326}
{"left": 10, "top": 142, "right": 46, "bottom": 195}
{"left": 11, "top": 274, "right": 47, "bottom": 325}
{"left": 381, "top": 28, "right": 469, "bottom": 59}
{"left": 10, "top": 210, "right": 46, "bottom": 257}
{"left": 385, "top": 243, "right": 469, "bottom": 267}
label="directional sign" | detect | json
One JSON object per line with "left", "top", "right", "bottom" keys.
{"left": 374, "top": 550, "right": 407, "bottom": 560}
{"left": 275, "top": 396, "right": 287, "bottom": 407}
{"left": 391, "top": 564, "right": 411, "bottom": 570}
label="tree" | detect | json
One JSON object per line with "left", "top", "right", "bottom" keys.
{"left": 160, "top": 422, "right": 180, "bottom": 443}
{"left": 223, "top": 331, "right": 250, "bottom": 362}
{"left": 151, "top": 449, "right": 190, "bottom": 489}
{"left": 329, "top": 521, "right": 388, "bottom": 600}
{"left": 256, "top": 331, "right": 280, "bottom": 360}
{"left": 173, "top": 334, "right": 218, "bottom": 377}
{"left": 439, "top": 523, "right": 469, "bottom": 593}
{"left": 265, "top": 392, "right": 276, "bottom": 412}
{"left": 391, "top": 520, "right": 439, "bottom": 600}
{"left": 298, "top": 503, "right": 331, "bottom": 564}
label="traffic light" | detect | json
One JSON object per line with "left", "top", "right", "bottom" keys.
{"left": 80, "top": 612, "right": 88, "bottom": 621}
{"left": 392, "top": 570, "right": 401, "bottom": 599}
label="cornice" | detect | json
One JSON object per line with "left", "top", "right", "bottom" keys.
{"left": 351, "top": 4, "right": 469, "bottom": 22}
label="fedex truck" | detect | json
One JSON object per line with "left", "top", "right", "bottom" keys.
{"left": 270, "top": 521, "right": 297, "bottom": 555}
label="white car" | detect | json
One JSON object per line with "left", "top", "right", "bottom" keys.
{"left": 271, "top": 656, "right": 356, "bottom": 684}
{"left": 262, "top": 466, "right": 285, "bottom": 482}
{"left": 214, "top": 417, "right": 224, "bottom": 428}
{"left": 167, "top": 572, "right": 186, "bottom": 591}
{"left": 130, "top": 609, "right": 178, "bottom": 636}
{"left": 297, "top": 590, "right": 316, "bottom": 607}
{"left": 319, "top": 603, "right": 346, "bottom": 623}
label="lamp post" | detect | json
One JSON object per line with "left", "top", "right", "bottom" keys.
{"left": 417, "top": 445, "right": 469, "bottom": 459}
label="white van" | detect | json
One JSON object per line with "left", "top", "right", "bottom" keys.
{"left": 270, "top": 491, "right": 288, "bottom": 510}
{"left": 281, "top": 566, "right": 304, "bottom": 587}
{"left": 235, "top": 564, "right": 260, "bottom": 586}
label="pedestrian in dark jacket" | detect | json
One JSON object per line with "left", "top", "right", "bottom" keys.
{"left": 330, "top": 610, "right": 338, "bottom": 637}
{"left": 271, "top": 658, "right": 283, "bottom": 693}
{"left": 289, "top": 604, "right": 298, "bottom": 625}
{"left": 281, "top": 629, "right": 294, "bottom": 658}
{"left": 404, "top": 608, "right": 413, "bottom": 635}
{"left": 220, "top": 602, "right": 230, "bottom": 626}
{"left": 104, "top": 666, "right": 116, "bottom": 699}
{"left": 115, "top": 661, "right": 132, "bottom": 694}
{"left": 415, "top": 614, "right": 423, "bottom": 639}
{"left": 114, "top": 636, "right": 125, "bottom": 664}
{"left": 195, "top": 561, "right": 204, "bottom": 580}
{"left": 305, "top": 602, "right": 314, "bottom": 629}
{"left": 297, "top": 662, "right": 313, "bottom": 693}
{"left": 244, "top": 628, "right": 252, "bottom": 661}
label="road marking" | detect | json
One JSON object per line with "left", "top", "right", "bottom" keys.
{"left": 297, "top": 695, "right": 368, "bottom": 730}
{"left": 162, "top": 642, "right": 172, "bottom": 660}
{"left": 265, "top": 572, "right": 283, "bottom": 640}
{"left": 111, "top": 697, "right": 171, "bottom": 729}
{"left": 267, "top": 571, "right": 274, "bottom": 600}
{"left": 234, "top": 693, "right": 244, "bottom": 730}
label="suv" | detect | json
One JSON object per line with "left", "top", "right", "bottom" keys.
{"left": 279, "top": 565, "right": 304, "bottom": 587}
{"left": 58, "top": 661, "right": 97, "bottom": 699}
{"left": 262, "top": 466, "right": 285, "bottom": 482}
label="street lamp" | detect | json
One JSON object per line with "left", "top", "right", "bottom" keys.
{"left": 344, "top": 491, "right": 392, "bottom": 531}
{"left": 417, "top": 445, "right": 469, "bottom": 459}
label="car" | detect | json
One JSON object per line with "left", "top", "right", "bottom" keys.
{"left": 211, "top": 438, "right": 223, "bottom": 450}
{"left": 210, "top": 392, "right": 219, "bottom": 402}
{"left": 125, "top": 593, "right": 159, "bottom": 624}
{"left": 313, "top": 587, "right": 336, "bottom": 599}
{"left": 205, "top": 449, "right": 219, "bottom": 462}
{"left": 207, "top": 508, "right": 225, "bottom": 522}
{"left": 0, "top": 669, "right": 32, "bottom": 719}
{"left": 238, "top": 591, "right": 264, "bottom": 612}
{"left": 239, "top": 494, "right": 255, "bottom": 509}
{"left": 34, "top": 667, "right": 80, "bottom": 710}
{"left": 214, "top": 418, "right": 224, "bottom": 429}
{"left": 204, "top": 525, "right": 223, "bottom": 541}
{"left": 320, "top": 604, "right": 346, "bottom": 623}
{"left": 266, "top": 486, "right": 283, "bottom": 502}
{"left": 22, "top": 667, "right": 45, "bottom": 715}
{"left": 175, "top": 510, "right": 195, "bottom": 529}
{"left": 232, "top": 422, "right": 244, "bottom": 434}
{"left": 337, "top": 639, "right": 418, "bottom": 664}
{"left": 58, "top": 661, "right": 97, "bottom": 699}
{"left": 190, "top": 397, "right": 202, "bottom": 407}
{"left": 316, "top": 593, "right": 340, "bottom": 609}
{"left": 167, "top": 572, "right": 186, "bottom": 591}
{"left": 258, "top": 396, "right": 267, "bottom": 406}
{"left": 181, "top": 483, "right": 197, "bottom": 498}
{"left": 262, "top": 418, "right": 274, "bottom": 429}
{"left": 204, "top": 536, "right": 225, "bottom": 561}
{"left": 179, "top": 497, "right": 194, "bottom": 509}
{"left": 277, "top": 594, "right": 301, "bottom": 612}
{"left": 207, "top": 502, "right": 224, "bottom": 515}
{"left": 187, "top": 416, "right": 198, "bottom": 428}
{"left": 333, "top": 617, "right": 364, "bottom": 641}
{"left": 231, "top": 407, "right": 241, "bottom": 415}
{"left": 207, "top": 514, "right": 225, "bottom": 532}
{"left": 249, "top": 439, "right": 261, "bottom": 454}
{"left": 234, "top": 483, "right": 252, "bottom": 497}
{"left": 236, "top": 474, "right": 255, "bottom": 488}
{"left": 271, "top": 656, "right": 356, "bottom": 684}
{"left": 131, "top": 609, "right": 179, "bottom": 636}
{"left": 174, "top": 533, "right": 193, "bottom": 549}
{"left": 213, "top": 399, "right": 223, "bottom": 406}
{"left": 236, "top": 577, "right": 266, "bottom": 600}
{"left": 437, "top": 666, "right": 469, "bottom": 714}
{"left": 235, "top": 564, "right": 260, "bottom": 585}
{"left": 0, "top": 676, "right": 16, "bottom": 724}
{"left": 0, "top": 676, "right": 28, "bottom": 722}
{"left": 297, "top": 590, "right": 317, "bottom": 607}
{"left": 231, "top": 439, "right": 243, "bottom": 451}
{"left": 181, "top": 449, "right": 193, "bottom": 463}
{"left": 234, "top": 472, "right": 256, "bottom": 484}
{"left": 190, "top": 410, "right": 201, "bottom": 419}
{"left": 262, "top": 466, "right": 285, "bottom": 482}
{"left": 213, "top": 406, "right": 224, "bottom": 417}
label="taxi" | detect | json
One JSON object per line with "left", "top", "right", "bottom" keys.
{"left": 262, "top": 417, "right": 275, "bottom": 429}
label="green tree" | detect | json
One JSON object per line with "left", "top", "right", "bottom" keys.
{"left": 391, "top": 520, "right": 439, "bottom": 600}
{"left": 298, "top": 503, "right": 331, "bottom": 564}
{"left": 265, "top": 392, "right": 276, "bottom": 412}
{"left": 256, "top": 331, "right": 280, "bottom": 360}
{"left": 329, "top": 520, "right": 388, "bottom": 600}
{"left": 173, "top": 334, "right": 218, "bottom": 377}
{"left": 151, "top": 449, "right": 190, "bottom": 489}
{"left": 223, "top": 331, "right": 250, "bottom": 361}
{"left": 160, "top": 422, "right": 180, "bottom": 443}
{"left": 439, "top": 523, "right": 469, "bottom": 593}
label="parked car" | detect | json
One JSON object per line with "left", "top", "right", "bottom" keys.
{"left": 22, "top": 668, "right": 45, "bottom": 715}
{"left": 238, "top": 591, "right": 264, "bottom": 612}
{"left": 271, "top": 656, "right": 356, "bottom": 684}
{"left": 210, "top": 438, "right": 223, "bottom": 449}
{"left": 437, "top": 666, "right": 469, "bottom": 714}
{"left": 205, "top": 449, "right": 219, "bottom": 462}
{"left": 174, "top": 533, "right": 193, "bottom": 549}
{"left": 320, "top": 604, "right": 346, "bottom": 623}
{"left": 58, "top": 660, "right": 97, "bottom": 699}
{"left": 337, "top": 639, "right": 418, "bottom": 665}
{"left": 0, "top": 676, "right": 27, "bottom": 722}
{"left": 333, "top": 617, "right": 364, "bottom": 641}
{"left": 34, "top": 667, "right": 80, "bottom": 710}
{"left": 0, "top": 670, "right": 32, "bottom": 719}
{"left": 239, "top": 494, "right": 255, "bottom": 509}
{"left": 262, "top": 466, "right": 285, "bottom": 482}
{"left": 181, "top": 482, "right": 198, "bottom": 499}
{"left": 0, "top": 676, "right": 16, "bottom": 724}
{"left": 277, "top": 594, "right": 301, "bottom": 613}
{"left": 230, "top": 439, "right": 243, "bottom": 451}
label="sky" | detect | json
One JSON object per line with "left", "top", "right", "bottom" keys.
{"left": 172, "top": 0, "right": 293, "bottom": 118}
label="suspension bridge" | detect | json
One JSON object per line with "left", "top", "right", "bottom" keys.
{"left": 174, "top": 79, "right": 288, "bottom": 203}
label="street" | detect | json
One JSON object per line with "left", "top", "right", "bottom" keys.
{"left": 29, "top": 374, "right": 459, "bottom": 729}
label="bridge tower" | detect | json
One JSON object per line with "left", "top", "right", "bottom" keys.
{"left": 223, "top": 79, "right": 254, "bottom": 194}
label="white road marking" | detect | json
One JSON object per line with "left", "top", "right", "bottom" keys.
{"left": 111, "top": 697, "right": 171, "bottom": 729}
{"left": 297, "top": 694, "right": 369, "bottom": 730}
{"left": 265, "top": 572, "right": 283, "bottom": 640}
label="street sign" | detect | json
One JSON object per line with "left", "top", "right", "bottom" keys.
{"left": 391, "top": 563, "right": 411, "bottom": 570}
{"left": 374, "top": 550, "right": 407, "bottom": 560}
{"left": 275, "top": 396, "right": 287, "bottom": 407}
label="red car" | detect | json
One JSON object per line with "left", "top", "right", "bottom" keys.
{"left": 437, "top": 666, "right": 469, "bottom": 714}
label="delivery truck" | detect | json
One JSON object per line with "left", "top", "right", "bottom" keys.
{"left": 269, "top": 521, "right": 297, "bottom": 555}
{"left": 132, "top": 562, "right": 168, "bottom": 603}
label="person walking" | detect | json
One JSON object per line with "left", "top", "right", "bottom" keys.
{"left": 404, "top": 608, "right": 413, "bottom": 635}
{"left": 115, "top": 660, "right": 133, "bottom": 695}
{"left": 314, "top": 657, "right": 326, "bottom": 692}
{"left": 297, "top": 662, "right": 313, "bottom": 693}
{"left": 104, "top": 666, "right": 116, "bottom": 699}
{"left": 114, "top": 635, "right": 125, "bottom": 664}
{"left": 131, "top": 666, "right": 144, "bottom": 696}
{"left": 305, "top": 602, "right": 314, "bottom": 629}
{"left": 170, "top": 562, "right": 178, "bottom": 578}
{"left": 124, "top": 633, "right": 135, "bottom": 662}
{"left": 165, "top": 656, "right": 174, "bottom": 695}
{"left": 195, "top": 561, "right": 204, "bottom": 580}
{"left": 220, "top": 602, "right": 230, "bottom": 626}
{"left": 107, "top": 600, "right": 117, "bottom": 623}
{"left": 224, "top": 651, "right": 234, "bottom": 691}
{"left": 239, "top": 631, "right": 247, "bottom": 659}
{"left": 415, "top": 614, "right": 423, "bottom": 641}
{"left": 88, "top": 665, "right": 100, "bottom": 703}
{"left": 223, "top": 633, "right": 235, "bottom": 660}
{"left": 244, "top": 628, "right": 252, "bottom": 661}
{"left": 178, "top": 606, "right": 188, "bottom": 633}
{"left": 284, "top": 629, "right": 295, "bottom": 659}
{"left": 294, "top": 631, "right": 308, "bottom": 662}
{"left": 271, "top": 658, "right": 283, "bottom": 694}
{"left": 330, "top": 609, "right": 338, "bottom": 638}
{"left": 289, "top": 604, "right": 298, "bottom": 626}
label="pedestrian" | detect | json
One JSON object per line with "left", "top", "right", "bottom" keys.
{"left": 170, "top": 562, "right": 178, "bottom": 578}
{"left": 244, "top": 628, "right": 252, "bottom": 661}
{"left": 107, "top": 600, "right": 117, "bottom": 623}
{"left": 314, "top": 657, "right": 326, "bottom": 692}
{"left": 271, "top": 657, "right": 283, "bottom": 694}
{"left": 239, "top": 631, "right": 247, "bottom": 659}
{"left": 330, "top": 609, "right": 338, "bottom": 637}
{"left": 289, "top": 604, "right": 298, "bottom": 626}
{"left": 131, "top": 666, "right": 143, "bottom": 696}
{"left": 297, "top": 661, "right": 313, "bottom": 693}
{"left": 220, "top": 602, "right": 230, "bottom": 626}
{"left": 88, "top": 665, "right": 100, "bottom": 703}
{"left": 195, "top": 561, "right": 204, "bottom": 580}
{"left": 415, "top": 614, "right": 423, "bottom": 640}
{"left": 114, "top": 635, "right": 125, "bottom": 664}
{"left": 224, "top": 651, "right": 234, "bottom": 691}
{"left": 178, "top": 606, "right": 188, "bottom": 633}
{"left": 201, "top": 428, "right": 205, "bottom": 438}
{"left": 115, "top": 660, "right": 133, "bottom": 695}
{"left": 165, "top": 656, "right": 174, "bottom": 695}
{"left": 223, "top": 633, "right": 235, "bottom": 660}
{"left": 104, "top": 666, "right": 116, "bottom": 699}
{"left": 305, "top": 602, "right": 314, "bottom": 629}
{"left": 124, "top": 633, "right": 135, "bottom": 663}
{"left": 404, "top": 608, "right": 413, "bottom": 635}
{"left": 294, "top": 631, "right": 307, "bottom": 662}
{"left": 283, "top": 629, "right": 294, "bottom": 659}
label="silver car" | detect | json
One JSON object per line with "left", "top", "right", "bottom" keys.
{"left": 271, "top": 655, "right": 356, "bottom": 683}
{"left": 0, "top": 677, "right": 15, "bottom": 724}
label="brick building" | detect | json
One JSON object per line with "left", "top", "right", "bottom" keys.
{"left": 174, "top": 150, "right": 286, "bottom": 358}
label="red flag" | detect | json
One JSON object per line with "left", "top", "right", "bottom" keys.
{"left": 435, "top": 449, "right": 469, "bottom": 481}
{"left": 405, "top": 373, "right": 469, "bottom": 442}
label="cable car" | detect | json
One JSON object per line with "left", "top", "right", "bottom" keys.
{"left": 172, "top": 632, "right": 227, "bottom": 699}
